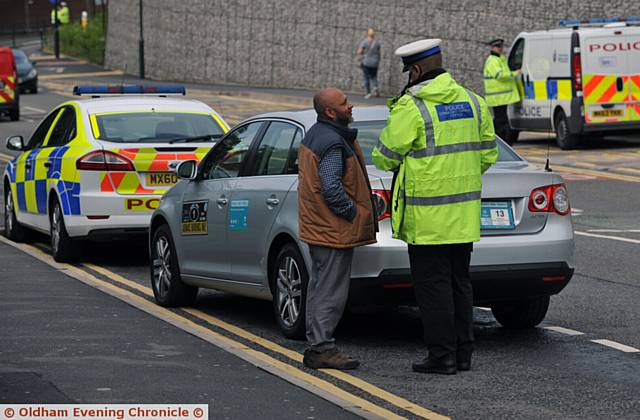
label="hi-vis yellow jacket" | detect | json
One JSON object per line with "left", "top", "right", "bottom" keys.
{"left": 483, "top": 54, "right": 521, "bottom": 107}
{"left": 372, "top": 72, "right": 498, "bottom": 245}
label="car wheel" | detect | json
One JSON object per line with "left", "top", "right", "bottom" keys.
{"left": 50, "top": 199, "right": 77, "bottom": 262}
{"left": 9, "top": 107, "right": 19, "bottom": 121}
{"left": 554, "top": 110, "right": 580, "bottom": 150}
{"left": 491, "top": 296, "right": 550, "bottom": 329}
{"left": 150, "top": 224, "right": 197, "bottom": 307}
{"left": 4, "top": 187, "right": 30, "bottom": 242}
{"left": 272, "top": 243, "right": 308, "bottom": 339}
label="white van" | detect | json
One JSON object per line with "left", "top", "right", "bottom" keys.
{"left": 506, "top": 17, "right": 640, "bottom": 149}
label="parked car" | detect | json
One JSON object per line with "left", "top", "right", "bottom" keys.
{"left": 0, "top": 47, "right": 19, "bottom": 121}
{"left": 12, "top": 49, "right": 38, "bottom": 94}
{"left": 3, "top": 85, "right": 228, "bottom": 262}
{"left": 149, "top": 107, "right": 575, "bottom": 338}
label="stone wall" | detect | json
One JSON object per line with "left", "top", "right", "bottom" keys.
{"left": 105, "top": 0, "right": 637, "bottom": 96}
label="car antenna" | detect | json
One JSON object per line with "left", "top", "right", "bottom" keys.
{"left": 545, "top": 93, "right": 553, "bottom": 172}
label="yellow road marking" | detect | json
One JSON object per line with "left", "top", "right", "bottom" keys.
{"left": 39, "top": 70, "right": 124, "bottom": 80}
{"left": 573, "top": 162, "right": 598, "bottom": 168}
{"left": 0, "top": 239, "right": 405, "bottom": 420}
{"left": 616, "top": 167, "right": 640, "bottom": 175}
{"left": 83, "top": 263, "right": 446, "bottom": 419}
{"left": 0, "top": 152, "right": 15, "bottom": 162}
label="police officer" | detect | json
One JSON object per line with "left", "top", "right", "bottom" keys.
{"left": 483, "top": 38, "right": 521, "bottom": 144}
{"left": 372, "top": 39, "right": 498, "bottom": 374}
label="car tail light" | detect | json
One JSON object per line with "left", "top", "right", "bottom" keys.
{"left": 372, "top": 189, "right": 391, "bottom": 221}
{"left": 573, "top": 52, "right": 582, "bottom": 92}
{"left": 528, "top": 184, "right": 571, "bottom": 215}
{"left": 76, "top": 150, "right": 135, "bottom": 171}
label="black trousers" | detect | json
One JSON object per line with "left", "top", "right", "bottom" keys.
{"left": 408, "top": 243, "right": 474, "bottom": 360}
{"left": 492, "top": 105, "right": 509, "bottom": 140}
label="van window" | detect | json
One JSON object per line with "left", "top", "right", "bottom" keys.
{"left": 508, "top": 39, "right": 525, "bottom": 70}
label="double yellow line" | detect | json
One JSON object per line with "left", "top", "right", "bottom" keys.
{"left": 0, "top": 236, "right": 447, "bottom": 420}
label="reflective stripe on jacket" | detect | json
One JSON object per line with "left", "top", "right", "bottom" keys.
{"left": 483, "top": 54, "right": 520, "bottom": 107}
{"left": 372, "top": 72, "right": 498, "bottom": 245}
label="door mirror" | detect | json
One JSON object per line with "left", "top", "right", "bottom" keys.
{"left": 6, "top": 135, "right": 24, "bottom": 151}
{"left": 176, "top": 160, "right": 197, "bottom": 180}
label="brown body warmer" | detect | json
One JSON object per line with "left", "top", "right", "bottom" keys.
{"left": 298, "top": 119, "right": 377, "bottom": 249}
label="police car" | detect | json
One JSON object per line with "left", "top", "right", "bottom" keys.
{"left": 3, "top": 85, "right": 228, "bottom": 262}
{"left": 506, "top": 17, "right": 640, "bottom": 149}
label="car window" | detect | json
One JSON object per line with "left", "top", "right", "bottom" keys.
{"left": 201, "top": 122, "right": 264, "bottom": 180}
{"left": 26, "top": 110, "right": 61, "bottom": 150}
{"left": 508, "top": 38, "right": 525, "bottom": 70}
{"left": 351, "top": 120, "right": 522, "bottom": 164}
{"left": 47, "top": 106, "right": 76, "bottom": 147}
{"left": 94, "top": 112, "right": 225, "bottom": 143}
{"left": 286, "top": 129, "right": 303, "bottom": 174}
{"left": 250, "top": 122, "right": 301, "bottom": 176}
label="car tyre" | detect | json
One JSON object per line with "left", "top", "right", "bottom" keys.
{"left": 554, "top": 110, "right": 580, "bottom": 150}
{"left": 50, "top": 199, "right": 78, "bottom": 262}
{"left": 491, "top": 296, "right": 550, "bottom": 329}
{"left": 9, "top": 107, "right": 19, "bottom": 121}
{"left": 4, "top": 187, "right": 30, "bottom": 242}
{"left": 272, "top": 243, "right": 308, "bottom": 339}
{"left": 150, "top": 224, "right": 198, "bottom": 307}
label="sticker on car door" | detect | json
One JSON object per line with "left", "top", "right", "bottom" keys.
{"left": 182, "top": 200, "right": 208, "bottom": 235}
{"left": 229, "top": 200, "right": 249, "bottom": 231}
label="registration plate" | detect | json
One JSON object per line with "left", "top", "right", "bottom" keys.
{"left": 146, "top": 172, "right": 178, "bottom": 187}
{"left": 592, "top": 109, "right": 623, "bottom": 118}
{"left": 481, "top": 201, "right": 515, "bottom": 230}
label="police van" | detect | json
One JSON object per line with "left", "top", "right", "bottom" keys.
{"left": 506, "top": 17, "right": 640, "bottom": 149}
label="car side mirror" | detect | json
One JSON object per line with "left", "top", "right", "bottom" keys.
{"left": 176, "top": 160, "right": 197, "bottom": 180}
{"left": 6, "top": 135, "right": 24, "bottom": 151}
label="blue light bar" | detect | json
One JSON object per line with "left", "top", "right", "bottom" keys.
{"left": 73, "top": 85, "right": 186, "bottom": 96}
{"left": 559, "top": 17, "right": 639, "bottom": 27}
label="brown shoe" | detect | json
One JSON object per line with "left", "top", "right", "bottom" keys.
{"left": 303, "top": 348, "right": 360, "bottom": 370}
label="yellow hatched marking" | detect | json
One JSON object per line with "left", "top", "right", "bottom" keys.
{"left": 39, "top": 70, "right": 124, "bottom": 80}
{"left": 82, "top": 264, "right": 447, "bottom": 420}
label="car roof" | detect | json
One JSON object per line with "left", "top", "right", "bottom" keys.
{"left": 70, "top": 96, "right": 217, "bottom": 115}
{"left": 247, "top": 106, "right": 389, "bottom": 130}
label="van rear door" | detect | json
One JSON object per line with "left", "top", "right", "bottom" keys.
{"left": 581, "top": 28, "right": 633, "bottom": 124}
{"left": 625, "top": 28, "right": 640, "bottom": 122}
{"left": 0, "top": 48, "right": 17, "bottom": 105}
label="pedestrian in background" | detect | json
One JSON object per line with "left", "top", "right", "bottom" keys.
{"left": 298, "top": 88, "right": 378, "bottom": 370}
{"left": 373, "top": 39, "right": 498, "bottom": 374}
{"left": 483, "top": 38, "right": 521, "bottom": 144}
{"left": 357, "top": 28, "right": 381, "bottom": 99}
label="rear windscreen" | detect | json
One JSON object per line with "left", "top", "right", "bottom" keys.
{"left": 94, "top": 112, "right": 225, "bottom": 143}
{"left": 351, "top": 120, "right": 523, "bottom": 164}
{"left": 0, "top": 52, "right": 14, "bottom": 74}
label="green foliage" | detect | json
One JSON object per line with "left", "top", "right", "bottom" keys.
{"left": 56, "top": 13, "right": 105, "bottom": 65}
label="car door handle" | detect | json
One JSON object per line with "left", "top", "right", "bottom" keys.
{"left": 266, "top": 198, "right": 280, "bottom": 206}
{"left": 44, "top": 162, "right": 51, "bottom": 168}
{"left": 217, "top": 197, "right": 228, "bottom": 206}
{"left": 24, "top": 163, "right": 32, "bottom": 169}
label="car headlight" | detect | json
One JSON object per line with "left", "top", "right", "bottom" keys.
{"left": 27, "top": 69, "right": 37, "bottom": 79}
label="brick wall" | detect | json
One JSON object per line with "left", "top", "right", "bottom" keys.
{"left": 105, "top": 0, "right": 638, "bottom": 96}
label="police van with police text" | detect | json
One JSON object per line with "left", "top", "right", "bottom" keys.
{"left": 3, "top": 85, "right": 228, "bottom": 262}
{"left": 506, "top": 17, "right": 640, "bottom": 149}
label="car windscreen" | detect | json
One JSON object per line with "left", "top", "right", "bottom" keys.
{"left": 351, "top": 120, "right": 523, "bottom": 165}
{"left": 93, "top": 112, "right": 225, "bottom": 143}
{"left": 12, "top": 50, "right": 27, "bottom": 65}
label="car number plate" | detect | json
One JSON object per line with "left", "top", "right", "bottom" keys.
{"left": 592, "top": 109, "right": 623, "bottom": 118}
{"left": 146, "top": 172, "right": 178, "bottom": 187}
{"left": 481, "top": 201, "right": 515, "bottom": 229}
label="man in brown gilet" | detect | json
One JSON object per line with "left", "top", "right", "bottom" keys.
{"left": 298, "top": 88, "right": 377, "bottom": 370}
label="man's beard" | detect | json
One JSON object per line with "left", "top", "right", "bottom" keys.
{"left": 335, "top": 113, "right": 352, "bottom": 126}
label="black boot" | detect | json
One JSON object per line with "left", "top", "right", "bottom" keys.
{"left": 412, "top": 354, "right": 456, "bottom": 375}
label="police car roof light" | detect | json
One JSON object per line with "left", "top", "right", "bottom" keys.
{"left": 73, "top": 85, "right": 186, "bottom": 96}
{"left": 559, "top": 17, "right": 640, "bottom": 27}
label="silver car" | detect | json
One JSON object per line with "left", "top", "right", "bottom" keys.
{"left": 149, "top": 107, "right": 575, "bottom": 338}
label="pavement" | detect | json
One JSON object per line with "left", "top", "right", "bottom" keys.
{"left": 1, "top": 41, "right": 640, "bottom": 419}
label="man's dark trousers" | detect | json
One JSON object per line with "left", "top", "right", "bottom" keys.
{"left": 408, "top": 243, "right": 474, "bottom": 361}
{"left": 492, "top": 105, "right": 509, "bottom": 140}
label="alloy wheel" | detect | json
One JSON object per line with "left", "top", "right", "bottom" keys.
{"left": 153, "top": 235, "right": 172, "bottom": 298}
{"left": 276, "top": 255, "right": 302, "bottom": 327}
{"left": 51, "top": 205, "right": 61, "bottom": 254}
